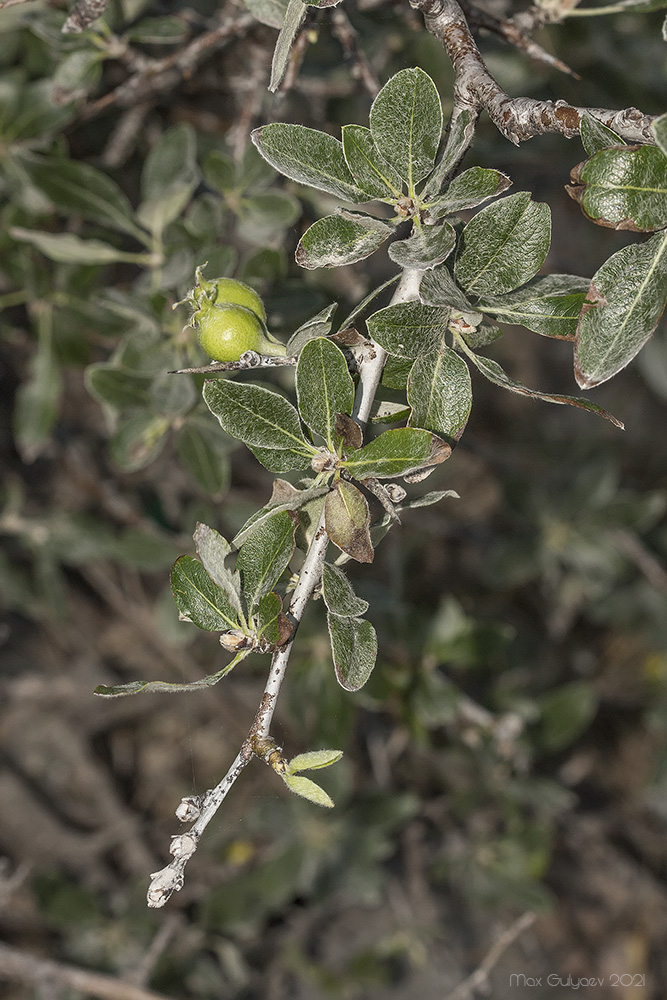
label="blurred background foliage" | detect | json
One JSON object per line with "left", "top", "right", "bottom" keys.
{"left": 1, "top": 0, "right": 666, "bottom": 998}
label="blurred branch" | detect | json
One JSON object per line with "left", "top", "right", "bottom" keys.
{"left": 62, "top": 0, "right": 109, "bottom": 34}
{"left": 331, "top": 8, "right": 381, "bottom": 96}
{"left": 410, "top": 0, "right": 658, "bottom": 145}
{"left": 443, "top": 911, "right": 537, "bottom": 1000}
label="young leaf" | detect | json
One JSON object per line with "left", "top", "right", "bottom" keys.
{"left": 269, "top": 0, "right": 307, "bottom": 92}
{"left": 171, "top": 555, "right": 240, "bottom": 631}
{"left": 478, "top": 274, "right": 590, "bottom": 339}
{"left": 580, "top": 112, "right": 625, "bottom": 155}
{"left": 567, "top": 145, "right": 667, "bottom": 232}
{"left": 327, "top": 612, "right": 378, "bottom": 691}
{"left": 455, "top": 335, "right": 624, "bottom": 427}
{"left": 321, "top": 561, "right": 369, "bottom": 617}
{"left": 388, "top": 221, "right": 456, "bottom": 270}
{"left": 325, "top": 481, "right": 374, "bottom": 563}
{"left": 454, "top": 192, "right": 551, "bottom": 297}
{"left": 366, "top": 301, "right": 450, "bottom": 358}
{"left": 9, "top": 228, "right": 147, "bottom": 266}
{"left": 341, "top": 124, "right": 404, "bottom": 200}
{"left": 421, "top": 107, "right": 478, "bottom": 201}
{"left": 251, "top": 123, "right": 368, "bottom": 202}
{"left": 407, "top": 346, "right": 472, "bottom": 438}
{"left": 370, "top": 68, "right": 442, "bottom": 191}
{"left": 296, "top": 210, "right": 393, "bottom": 269}
{"left": 254, "top": 591, "right": 290, "bottom": 645}
{"left": 340, "top": 427, "right": 449, "bottom": 480}
{"left": 94, "top": 651, "right": 250, "bottom": 697}
{"left": 233, "top": 482, "right": 330, "bottom": 547}
{"left": 287, "top": 302, "right": 338, "bottom": 354}
{"left": 236, "top": 510, "right": 297, "bottom": 610}
{"left": 282, "top": 772, "right": 334, "bottom": 807}
{"left": 247, "top": 443, "right": 315, "bottom": 473}
{"left": 203, "top": 379, "right": 315, "bottom": 454}
{"left": 419, "top": 266, "right": 476, "bottom": 312}
{"left": 424, "top": 167, "right": 512, "bottom": 219}
{"left": 193, "top": 523, "right": 244, "bottom": 617}
{"left": 296, "top": 337, "right": 355, "bottom": 445}
{"left": 287, "top": 749, "right": 343, "bottom": 772}
{"left": 653, "top": 112, "right": 667, "bottom": 158}
{"left": 574, "top": 230, "right": 667, "bottom": 388}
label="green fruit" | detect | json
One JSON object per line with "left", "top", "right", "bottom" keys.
{"left": 209, "top": 277, "right": 267, "bottom": 323}
{"left": 197, "top": 304, "right": 286, "bottom": 362}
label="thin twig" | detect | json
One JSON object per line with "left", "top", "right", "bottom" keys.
{"left": 410, "top": 0, "right": 657, "bottom": 145}
{"left": 461, "top": 0, "right": 579, "bottom": 78}
{"left": 443, "top": 911, "right": 537, "bottom": 1000}
{"left": 331, "top": 8, "right": 381, "bottom": 97}
{"left": 147, "top": 269, "right": 422, "bottom": 907}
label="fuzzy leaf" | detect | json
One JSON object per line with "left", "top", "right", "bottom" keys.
{"left": 341, "top": 124, "right": 404, "bottom": 199}
{"left": 407, "top": 346, "right": 472, "bottom": 438}
{"left": 269, "top": 0, "right": 307, "bottom": 92}
{"left": 287, "top": 303, "right": 338, "bottom": 354}
{"left": 296, "top": 337, "right": 354, "bottom": 445}
{"left": 653, "top": 112, "right": 667, "bottom": 158}
{"left": 10, "top": 228, "right": 144, "bottom": 265}
{"left": 203, "top": 379, "right": 314, "bottom": 454}
{"left": 567, "top": 145, "right": 667, "bottom": 232}
{"left": 574, "top": 230, "right": 667, "bottom": 387}
{"left": 251, "top": 123, "right": 367, "bottom": 202}
{"left": 325, "top": 481, "right": 374, "bottom": 563}
{"left": 388, "top": 221, "right": 456, "bottom": 270}
{"left": 193, "top": 523, "right": 244, "bottom": 617}
{"left": 282, "top": 772, "right": 334, "bottom": 807}
{"left": 421, "top": 108, "right": 478, "bottom": 201}
{"left": 327, "top": 612, "right": 378, "bottom": 691}
{"left": 254, "top": 591, "right": 288, "bottom": 645}
{"left": 478, "top": 274, "right": 590, "bottom": 339}
{"left": 236, "top": 510, "right": 296, "bottom": 610}
{"left": 370, "top": 68, "right": 442, "bottom": 191}
{"left": 366, "top": 301, "right": 450, "bottom": 358}
{"left": 233, "top": 482, "right": 329, "bottom": 547}
{"left": 94, "top": 651, "right": 249, "bottom": 697}
{"left": 171, "top": 555, "right": 240, "bottom": 631}
{"left": 425, "top": 167, "right": 511, "bottom": 218}
{"left": 454, "top": 193, "right": 551, "bottom": 297}
{"left": 419, "top": 266, "right": 476, "bottom": 312}
{"left": 341, "top": 427, "right": 449, "bottom": 480}
{"left": 321, "top": 561, "right": 369, "bottom": 617}
{"left": 176, "top": 418, "right": 230, "bottom": 497}
{"left": 296, "top": 210, "right": 393, "bottom": 268}
{"left": 580, "top": 112, "right": 625, "bottom": 155}
{"left": 287, "top": 749, "right": 343, "bottom": 772}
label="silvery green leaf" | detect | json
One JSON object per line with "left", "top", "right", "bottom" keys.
{"left": 296, "top": 337, "right": 354, "bottom": 445}
{"left": 580, "top": 112, "right": 625, "bottom": 155}
{"left": 233, "top": 482, "right": 329, "bottom": 546}
{"left": 366, "top": 300, "right": 450, "bottom": 358}
{"left": 287, "top": 303, "right": 337, "bottom": 354}
{"left": 567, "top": 145, "right": 667, "bottom": 232}
{"left": 340, "top": 427, "right": 443, "bottom": 480}
{"left": 425, "top": 167, "right": 512, "bottom": 219}
{"left": 110, "top": 413, "right": 170, "bottom": 472}
{"left": 421, "top": 108, "right": 477, "bottom": 200}
{"left": 193, "top": 523, "right": 243, "bottom": 617}
{"left": 420, "top": 266, "right": 475, "bottom": 312}
{"left": 254, "top": 591, "right": 285, "bottom": 645}
{"left": 398, "top": 490, "right": 459, "bottom": 509}
{"left": 327, "top": 612, "right": 378, "bottom": 691}
{"left": 296, "top": 210, "right": 393, "bottom": 269}
{"left": 10, "top": 227, "right": 147, "bottom": 266}
{"left": 242, "top": 0, "right": 288, "bottom": 28}
{"left": 575, "top": 230, "right": 667, "bottom": 388}
{"left": 407, "top": 346, "right": 472, "bottom": 438}
{"left": 388, "top": 221, "right": 456, "bottom": 270}
{"left": 171, "top": 555, "right": 240, "bottom": 631}
{"left": 94, "top": 650, "right": 250, "bottom": 697}
{"left": 370, "top": 68, "right": 442, "bottom": 191}
{"left": 269, "top": 0, "right": 305, "bottom": 89}
{"left": 371, "top": 400, "right": 411, "bottom": 424}
{"left": 287, "top": 749, "right": 343, "bottom": 772}
{"left": 341, "top": 124, "right": 404, "bottom": 200}
{"left": 236, "top": 510, "right": 297, "bottom": 610}
{"left": 478, "top": 274, "right": 590, "bottom": 339}
{"left": 282, "top": 772, "right": 334, "bottom": 807}
{"left": 203, "top": 379, "right": 315, "bottom": 454}
{"left": 325, "top": 481, "right": 374, "bottom": 563}
{"left": 654, "top": 112, "right": 667, "bottom": 158}
{"left": 251, "top": 123, "right": 367, "bottom": 202}
{"left": 176, "top": 418, "right": 230, "bottom": 498}
{"left": 141, "top": 123, "right": 198, "bottom": 203}
{"left": 85, "top": 365, "right": 152, "bottom": 410}
{"left": 247, "top": 443, "right": 314, "bottom": 473}
{"left": 321, "top": 561, "right": 369, "bottom": 617}
{"left": 454, "top": 193, "right": 551, "bottom": 297}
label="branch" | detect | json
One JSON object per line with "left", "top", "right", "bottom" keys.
{"left": 146, "top": 269, "right": 421, "bottom": 908}
{"left": 410, "top": 0, "right": 658, "bottom": 145}
{"left": 443, "top": 912, "right": 537, "bottom": 1000}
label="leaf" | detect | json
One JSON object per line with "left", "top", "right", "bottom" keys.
{"left": 242, "top": 0, "right": 289, "bottom": 28}
{"left": 233, "top": 482, "right": 329, "bottom": 546}
{"left": 653, "top": 112, "right": 667, "bottom": 158}
{"left": 236, "top": 510, "right": 297, "bottom": 610}
{"left": 340, "top": 427, "right": 449, "bottom": 480}
{"left": 203, "top": 379, "right": 315, "bottom": 454}
{"left": 327, "top": 612, "right": 378, "bottom": 691}
{"left": 366, "top": 301, "right": 450, "bottom": 358}
{"left": 454, "top": 192, "right": 551, "bottom": 297}
{"left": 20, "top": 154, "right": 147, "bottom": 242}
{"left": 296, "top": 337, "right": 354, "bottom": 445}
{"left": 193, "top": 523, "right": 244, "bottom": 617}
{"left": 251, "top": 123, "right": 367, "bottom": 202}
{"left": 287, "top": 303, "right": 337, "bottom": 354}
{"left": 287, "top": 749, "right": 343, "bottom": 772}
{"left": 369, "top": 68, "right": 442, "bottom": 191}
{"left": 13, "top": 316, "right": 61, "bottom": 463}
{"left": 85, "top": 364, "right": 152, "bottom": 410}
{"left": 321, "top": 561, "right": 369, "bottom": 616}
{"left": 567, "top": 145, "right": 667, "bottom": 232}
{"left": 282, "top": 772, "right": 334, "bottom": 807}
{"left": 110, "top": 413, "right": 170, "bottom": 472}
{"left": 381, "top": 356, "right": 414, "bottom": 390}
{"left": 94, "top": 651, "right": 249, "bottom": 697}
{"left": 9, "top": 227, "right": 145, "bottom": 265}
{"left": 407, "top": 346, "right": 472, "bottom": 438}
{"left": 478, "top": 274, "right": 590, "bottom": 339}
{"left": 421, "top": 108, "right": 478, "bottom": 201}
{"left": 141, "top": 123, "right": 198, "bottom": 203}
{"left": 574, "top": 230, "right": 667, "bottom": 388}
{"left": 455, "top": 334, "right": 624, "bottom": 427}
{"left": 171, "top": 555, "right": 240, "bottom": 631}
{"left": 538, "top": 682, "right": 598, "bottom": 752}
{"left": 341, "top": 124, "right": 403, "bottom": 200}
{"left": 176, "top": 418, "right": 230, "bottom": 497}
{"left": 419, "top": 266, "right": 476, "bottom": 312}
{"left": 388, "top": 221, "right": 456, "bottom": 270}
{"left": 269, "top": 0, "right": 307, "bottom": 92}
{"left": 254, "top": 591, "right": 289, "bottom": 645}
{"left": 580, "top": 112, "right": 625, "bottom": 155}
{"left": 425, "top": 167, "right": 512, "bottom": 219}
{"left": 247, "top": 443, "right": 315, "bottom": 473}
{"left": 325, "top": 481, "right": 374, "bottom": 563}
{"left": 296, "top": 210, "right": 393, "bottom": 269}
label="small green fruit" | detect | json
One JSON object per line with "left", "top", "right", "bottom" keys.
{"left": 209, "top": 277, "right": 267, "bottom": 323}
{"left": 197, "top": 304, "right": 286, "bottom": 362}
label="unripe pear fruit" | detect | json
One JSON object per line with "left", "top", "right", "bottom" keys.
{"left": 197, "top": 304, "right": 286, "bottom": 362}
{"left": 208, "top": 277, "right": 267, "bottom": 323}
